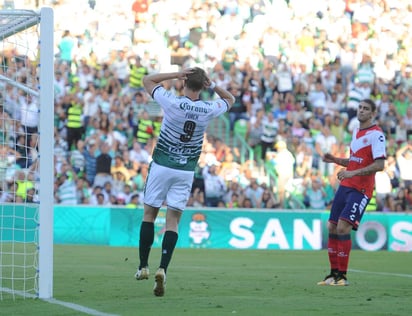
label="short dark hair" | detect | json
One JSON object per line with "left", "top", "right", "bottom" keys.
{"left": 185, "top": 67, "right": 207, "bottom": 91}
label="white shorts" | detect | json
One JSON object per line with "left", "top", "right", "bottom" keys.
{"left": 143, "top": 161, "right": 194, "bottom": 212}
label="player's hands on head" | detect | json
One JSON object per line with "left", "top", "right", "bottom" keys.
{"left": 178, "top": 68, "right": 195, "bottom": 80}
{"left": 204, "top": 77, "right": 212, "bottom": 89}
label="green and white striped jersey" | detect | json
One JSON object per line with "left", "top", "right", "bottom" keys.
{"left": 151, "top": 86, "right": 228, "bottom": 171}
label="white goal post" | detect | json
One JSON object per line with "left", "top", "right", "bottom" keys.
{"left": 0, "top": 7, "right": 54, "bottom": 299}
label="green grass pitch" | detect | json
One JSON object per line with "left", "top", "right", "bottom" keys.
{"left": 1, "top": 245, "right": 411, "bottom": 315}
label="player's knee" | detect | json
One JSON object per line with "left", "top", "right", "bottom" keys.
{"left": 327, "top": 222, "right": 337, "bottom": 234}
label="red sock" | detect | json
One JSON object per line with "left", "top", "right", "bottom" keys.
{"left": 327, "top": 234, "right": 339, "bottom": 271}
{"left": 337, "top": 234, "right": 352, "bottom": 274}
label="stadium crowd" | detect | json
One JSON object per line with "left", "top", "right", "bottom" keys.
{"left": 0, "top": 0, "right": 412, "bottom": 211}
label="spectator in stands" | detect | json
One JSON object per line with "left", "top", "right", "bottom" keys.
{"left": 95, "top": 193, "right": 106, "bottom": 205}
{"left": 202, "top": 163, "right": 226, "bottom": 207}
{"left": 0, "top": 141, "right": 20, "bottom": 189}
{"left": 130, "top": 90, "right": 149, "bottom": 117}
{"left": 130, "top": 163, "right": 149, "bottom": 194}
{"left": 219, "top": 150, "right": 241, "bottom": 183}
{"left": 381, "top": 194, "right": 396, "bottom": 212}
{"left": 53, "top": 70, "right": 67, "bottom": 103}
{"left": 128, "top": 56, "right": 148, "bottom": 94}
{"left": 15, "top": 170, "right": 34, "bottom": 202}
{"left": 260, "top": 111, "right": 279, "bottom": 161}
{"left": 129, "top": 141, "right": 150, "bottom": 165}
{"left": 308, "top": 79, "right": 327, "bottom": 111}
{"left": 131, "top": 0, "right": 149, "bottom": 27}
{"left": 19, "top": 93, "right": 39, "bottom": 148}
{"left": 222, "top": 181, "right": 241, "bottom": 205}
{"left": 111, "top": 154, "right": 131, "bottom": 182}
{"left": 272, "top": 99, "right": 288, "bottom": 120}
{"left": 228, "top": 85, "right": 248, "bottom": 131}
{"left": 225, "top": 192, "right": 241, "bottom": 208}
{"left": 187, "top": 187, "right": 205, "bottom": 208}
{"left": 221, "top": 45, "right": 238, "bottom": 72}
{"left": 303, "top": 178, "right": 327, "bottom": 210}
{"left": 241, "top": 197, "right": 253, "bottom": 208}
{"left": 295, "top": 142, "right": 313, "bottom": 179}
{"left": 120, "top": 150, "right": 138, "bottom": 178}
{"left": 405, "top": 183, "right": 412, "bottom": 211}
{"left": 246, "top": 108, "right": 264, "bottom": 159}
{"left": 93, "top": 141, "right": 113, "bottom": 188}
{"left": 70, "top": 139, "right": 86, "bottom": 175}
{"left": 55, "top": 172, "right": 77, "bottom": 205}
{"left": 244, "top": 179, "right": 264, "bottom": 208}
{"left": 330, "top": 114, "right": 347, "bottom": 145}
{"left": 57, "top": 30, "right": 75, "bottom": 67}
{"left": 65, "top": 95, "right": 84, "bottom": 151}
{"left": 83, "top": 138, "right": 98, "bottom": 186}
{"left": 315, "top": 126, "right": 338, "bottom": 178}
{"left": 75, "top": 177, "right": 90, "bottom": 204}
{"left": 213, "top": 70, "right": 231, "bottom": 90}
{"left": 402, "top": 107, "right": 412, "bottom": 140}
{"left": 126, "top": 193, "right": 141, "bottom": 208}
{"left": 102, "top": 180, "right": 116, "bottom": 202}
{"left": 89, "top": 185, "right": 106, "bottom": 205}
{"left": 110, "top": 50, "right": 130, "bottom": 86}
{"left": 276, "top": 63, "right": 293, "bottom": 100}
{"left": 136, "top": 110, "right": 154, "bottom": 147}
{"left": 0, "top": 181, "right": 15, "bottom": 203}
{"left": 374, "top": 159, "right": 393, "bottom": 210}
{"left": 259, "top": 188, "right": 280, "bottom": 209}
{"left": 379, "top": 103, "right": 399, "bottom": 137}
{"left": 267, "top": 140, "right": 295, "bottom": 206}
{"left": 396, "top": 139, "right": 412, "bottom": 188}
{"left": 393, "top": 184, "right": 407, "bottom": 211}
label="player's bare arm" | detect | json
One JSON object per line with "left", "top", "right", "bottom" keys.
{"left": 142, "top": 69, "right": 193, "bottom": 95}
{"left": 323, "top": 153, "right": 349, "bottom": 167}
{"left": 204, "top": 76, "right": 236, "bottom": 108}
{"left": 337, "top": 158, "right": 385, "bottom": 180}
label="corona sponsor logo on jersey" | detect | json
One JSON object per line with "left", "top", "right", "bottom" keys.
{"left": 179, "top": 102, "right": 210, "bottom": 113}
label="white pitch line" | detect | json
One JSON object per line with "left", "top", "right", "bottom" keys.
{"left": 44, "top": 298, "right": 120, "bottom": 316}
{"left": 349, "top": 269, "right": 412, "bottom": 278}
{"left": 1, "top": 287, "right": 119, "bottom": 316}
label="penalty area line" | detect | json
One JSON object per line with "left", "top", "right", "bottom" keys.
{"left": 349, "top": 269, "right": 412, "bottom": 278}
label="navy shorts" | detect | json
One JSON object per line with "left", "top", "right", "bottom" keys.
{"left": 329, "top": 185, "right": 370, "bottom": 231}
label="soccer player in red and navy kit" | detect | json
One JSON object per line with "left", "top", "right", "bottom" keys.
{"left": 318, "top": 99, "right": 386, "bottom": 286}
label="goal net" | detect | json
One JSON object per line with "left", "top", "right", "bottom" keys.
{"left": 0, "top": 8, "right": 54, "bottom": 300}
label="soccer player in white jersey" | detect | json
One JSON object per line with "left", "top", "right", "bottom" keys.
{"left": 317, "top": 99, "right": 386, "bottom": 286}
{"left": 135, "top": 67, "right": 235, "bottom": 296}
